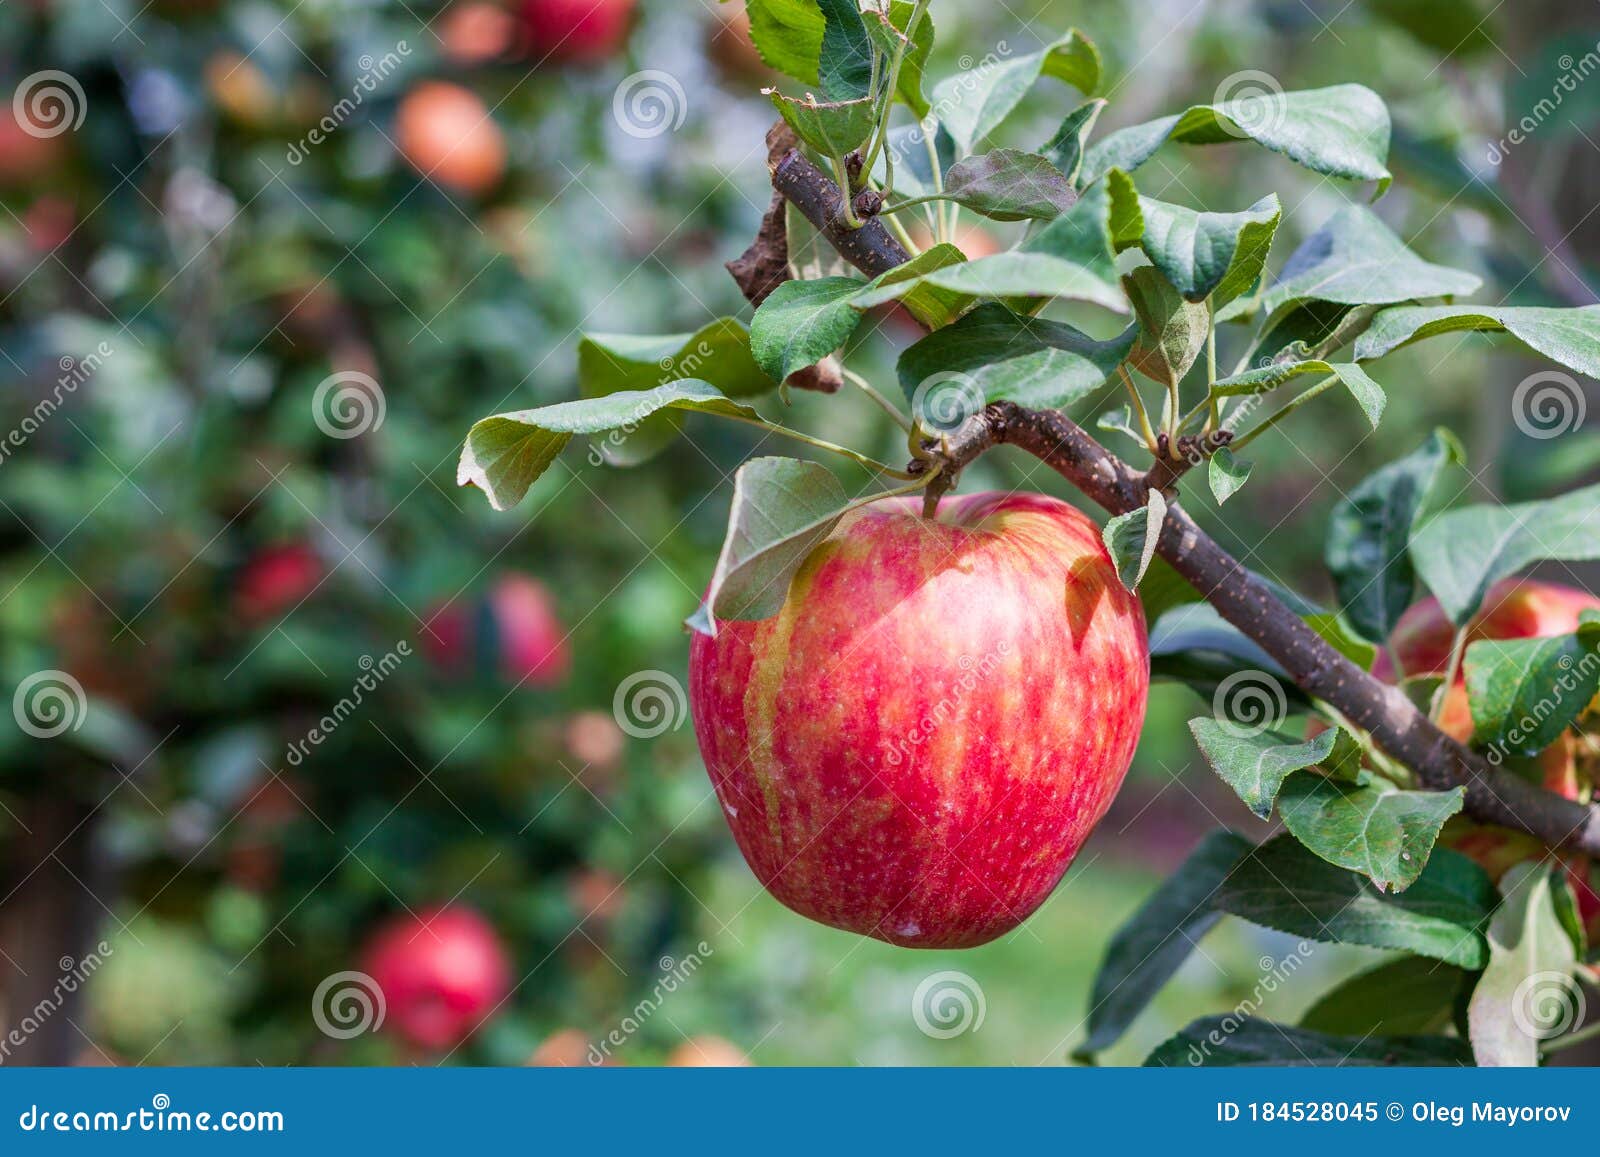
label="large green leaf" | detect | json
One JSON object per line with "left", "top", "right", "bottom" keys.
{"left": 1075, "top": 831, "right": 1255, "bottom": 1059}
{"left": 1187, "top": 721, "right": 1351, "bottom": 819}
{"left": 847, "top": 243, "right": 974, "bottom": 329}
{"left": 1325, "top": 429, "right": 1464, "bottom": 643}
{"left": 1082, "top": 85, "right": 1392, "bottom": 191}
{"left": 1214, "top": 836, "right": 1494, "bottom": 967}
{"left": 1464, "top": 617, "right": 1600, "bottom": 758}
{"left": 768, "top": 90, "right": 878, "bottom": 157}
{"left": 1101, "top": 490, "right": 1166, "bottom": 590}
{"left": 702, "top": 457, "right": 851, "bottom": 630}
{"left": 895, "top": 303, "right": 1136, "bottom": 413}
{"left": 745, "top": 0, "right": 825, "bottom": 86}
{"left": 867, "top": 2, "right": 935, "bottom": 118}
{"left": 1355, "top": 304, "right": 1600, "bottom": 379}
{"left": 1468, "top": 862, "right": 1580, "bottom": 1067}
{"left": 1221, "top": 205, "right": 1479, "bottom": 323}
{"left": 1277, "top": 773, "right": 1464, "bottom": 892}
{"left": 931, "top": 30, "right": 1101, "bottom": 155}
{"left": 750, "top": 276, "right": 867, "bottom": 382}
{"left": 938, "top": 149, "right": 1077, "bottom": 222}
{"left": 817, "top": 0, "right": 873, "bottom": 101}
{"left": 458, "top": 381, "right": 764, "bottom": 511}
{"left": 1212, "top": 359, "right": 1386, "bottom": 428}
{"left": 1123, "top": 267, "right": 1209, "bottom": 386}
{"left": 1410, "top": 481, "right": 1600, "bottom": 624}
{"left": 1301, "top": 956, "right": 1466, "bottom": 1037}
{"left": 1043, "top": 99, "right": 1105, "bottom": 185}
{"left": 1146, "top": 1017, "right": 1472, "bottom": 1067}
{"left": 1135, "top": 194, "right": 1281, "bottom": 305}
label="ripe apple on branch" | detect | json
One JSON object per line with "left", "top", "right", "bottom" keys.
{"left": 454, "top": 1, "right": 1600, "bottom": 1065}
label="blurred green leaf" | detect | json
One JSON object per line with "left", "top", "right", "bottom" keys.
{"left": 1146, "top": 1017, "right": 1471, "bottom": 1066}
{"left": 1356, "top": 304, "right": 1600, "bottom": 378}
{"left": 931, "top": 29, "right": 1101, "bottom": 155}
{"left": 1301, "top": 956, "right": 1466, "bottom": 1036}
{"left": 1469, "top": 862, "right": 1579, "bottom": 1067}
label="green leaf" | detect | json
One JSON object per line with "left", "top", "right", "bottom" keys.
{"left": 1325, "top": 429, "right": 1465, "bottom": 643}
{"left": 1102, "top": 490, "right": 1166, "bottom": 590}
{"left": 1135, "top": 194, "right": 1281, "bottom": 305}
{"left": 939, "top": 149, "right": 1077, "bottom": 222}
{"left": 1355, "top": 304, "right": 1600, "bottom": 379}
{"left": 1303, "top": 612, "right": 1379, "bottom": 671}
{"left": 1187, "top": 720, "right": 1348, "bottom": 819}
{"left": 1464, "top": 619, "right": 1600, "bottom": 758}
{"left": 931, "top": 30, "right": 1101, "bottom": 155}
{"left": 817, "top": 0, "right": 874, "bottom": 100}
{"left": 1221, "top": 205, "right": 1480, "bottom": 323}
{"left": 1215, "top": 836, "right": 1495, "bottom": 968}
{"left": 1043, "top": 99, "right": 1105, "bottom": 185}
{"left": 895, "top": 303, "right": 1136, "bottom": 413}
{"left": 458, "top": 381, "right": 764, "bottom": 511}
{"left": 745, "top": 0, "right": 825, "bottom": 87}
{"left": 1082, "top": 85, "right": 1392, "bottom": 191}
{"left": 1301, "top": 956, "right": 1466, "bottom": 1037}
{"left": 1410, "top": 480, "right": 1600, "bottom": 624}
{"left": 1212, "top": 360, "right": 1386, "bottom": 428}
{"left": 867, "top": 2, "right": 935, "bottom": 118}
{"left": 1123, "top": 267, "right": 1209, "bottom": 386}
{"left": 1469, "top": 862, "right": 1580, "bottom": 1067}
{"left": 577, "top": 319, "right": 776, "bottom": 465}
{"left": 1277, "top": 773, "right": 1464, "bottom": 892}
{"left": 703, "top": 457, "right": 851, "bottom": 630}
{"left": 847, "top": 243, "right": 973, "bottom": 329}
{"left": 767, "top": 90, "right": 878, "bottom": 157}
{"left": 882, "top": 121, "right": 955, "bottom": 198}
{"left": 1148, "top": 602, "right": 1307, "bottom": 707}
{"left": 1096, "top": 404, "right": 1146, "bottom": 451}
{"left": 1208, "top": 448, "right": 1251, "bottom": 505}
{"left": 750, "top": 276, "right": 867, "bottom": 382}
{"left": 1075, "top": 831, "right": 1255, "bottom": 1059}
{"left": 1146, "top": 1017, "right": 1472, "bottom": 1067}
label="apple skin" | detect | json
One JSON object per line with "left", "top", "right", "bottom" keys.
{"left": 424, "top": 573, "right": 571, "bottom": 686}
{"left": 360, "top": 906, "right": 512, "bottom": 1051}
{"left": 689, "top": 491, "right": 1149, "bottom": 949}
{"left": 520, "top": 0, "right": 634, "bottom": 62}
{"left": 394, "top": 82, "right": 505, "bottom": 196}
{"left": 235, "top": 542, "right": 322, "bottom": 623}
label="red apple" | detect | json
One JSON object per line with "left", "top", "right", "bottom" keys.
{"left": 235, "top": 542, "right": 322, "bottom": 623}
{"left": 440, "top": 1, "right": 517, "bottom": 66}
{"left": 0, "top": 102, "right": 67, "bottom": 188}
{"left": 519, "top": 0, "right": 634, "bottom": 62}
{"left": 423, "top": 572, "right": 571, "bottom": 686}
{"left": 665, "top": 1035, "right": 750, "bottom": 1066}
{"left": 394, "top": 81, "right": 505, "bottom": 196}
{"left": 361, "top": 905, "right": 512, "bottom": 1051}
{"left": 689, "top": 491, "right": 1149, "bottom": 948}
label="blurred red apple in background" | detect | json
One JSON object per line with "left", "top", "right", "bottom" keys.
{"left": 689, "top": 491, "right": 1149, "bottom": 948}
{"left": 235, "top": 541, "right": 322, "bottom": 623}
{"left": 440, "top": 1, "right": 516, "bottom": 65}
{"left": 394, "top": 81, "right": 505, "bottom": 196}
{"left": 361, "top": 905, "right": 511, "bottom": 1051}
{"left": 526, "top": 1027, "right": 593, "bottom": 1066}
{"left": 424, "top": 572, "right": 571, "bottom": 686}
{"left": 707, "top": 3, "right": 767, "bottom": 80}
{"left": 520, "top": 0, "right": 634, "bottom": 62}
{"left": 666, "top": 1035, "right": 750, "bottom": 1066}
{"left": 0, "top": 102, "right": 68, "bottom": 188}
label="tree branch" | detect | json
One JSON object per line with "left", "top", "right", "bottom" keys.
{"left": 746, "top": 135, "right": 1600, "bottom": 860}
